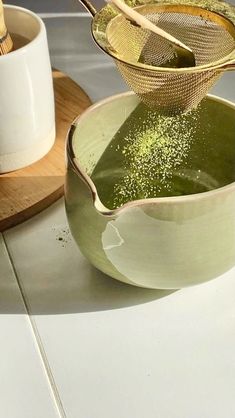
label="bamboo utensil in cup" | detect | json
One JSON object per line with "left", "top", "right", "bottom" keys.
{"left": 0, "top": 0, "right": 13, "bottom": 54}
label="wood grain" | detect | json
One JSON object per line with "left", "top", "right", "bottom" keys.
{"left": 0, "top": 69, "right": 91, "bottom": 231}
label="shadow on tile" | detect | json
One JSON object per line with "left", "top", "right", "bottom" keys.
{"left": 0, "top": 260, "right": 176, "bottom": 314}
{"left": 0, "top": 279, "right": 26, "bottom": 315}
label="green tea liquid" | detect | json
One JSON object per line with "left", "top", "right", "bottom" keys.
{"left": 91, "top": 100, "right": 235, "bottom": 210}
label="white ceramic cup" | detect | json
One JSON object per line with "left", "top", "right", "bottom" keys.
{"left": 0, "top": 5, "right": 55, "bottom": 173}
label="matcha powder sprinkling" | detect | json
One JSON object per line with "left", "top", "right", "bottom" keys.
{"left": 113, "top": 109, "right": 199, "bottom": 207}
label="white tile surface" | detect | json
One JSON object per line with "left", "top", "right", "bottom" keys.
{"left": 4, "top": 199, "right": 235, "bottom": 418}
{"left": 0, "top": 234, "right": 61, "bottom": 418}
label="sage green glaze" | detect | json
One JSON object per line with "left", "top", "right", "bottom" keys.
{"left": 65, "top": 92, "right": 235, "bottom": 289}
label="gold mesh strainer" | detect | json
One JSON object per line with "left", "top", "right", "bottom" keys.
{"left": 81, "top": 0, "right": 235, "bottom": 114}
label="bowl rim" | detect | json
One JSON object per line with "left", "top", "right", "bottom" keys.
{"left": 66, "top": 91, "right": 235, "bottom": 216}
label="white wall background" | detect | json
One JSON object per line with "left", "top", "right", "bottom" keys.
{"left": 7, "top": 0, "right": 235, "bottom": 12}
{"left": 7, "top": 0, "right": 103, "bottom": 12}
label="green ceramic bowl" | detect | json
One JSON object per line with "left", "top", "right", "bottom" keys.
{"left": 65, "top": 92, "right": 235, "bottom": 289}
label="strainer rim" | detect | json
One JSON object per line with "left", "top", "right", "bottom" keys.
{"left": 91, "top": 2, "right": 235, "bottom": 74}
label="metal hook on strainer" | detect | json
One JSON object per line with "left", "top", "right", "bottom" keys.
{"left": 79, "top": 0, "right": 235, "bottom": 115}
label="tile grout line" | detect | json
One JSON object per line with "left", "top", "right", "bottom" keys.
{"left": 2, "top": 234, "right": 67, "bottom": 418}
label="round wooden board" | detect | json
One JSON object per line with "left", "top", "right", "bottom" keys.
{"left": 0, "top": 69, "right": 91, "bottom": 232}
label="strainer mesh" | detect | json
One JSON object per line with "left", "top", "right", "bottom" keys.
{"left": 104, "top": 5, "right": 235, "bottom": 113}
{"left": 116, "top": 61, "right": 223, "bottom": 113}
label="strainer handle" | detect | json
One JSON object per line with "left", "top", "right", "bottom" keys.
{"left": 78, "top": 0, "right": 97, "bottom": 16}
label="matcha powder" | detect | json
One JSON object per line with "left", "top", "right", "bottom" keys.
{"left": 113, "top": 109, "right": 199, "bottom": 207}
